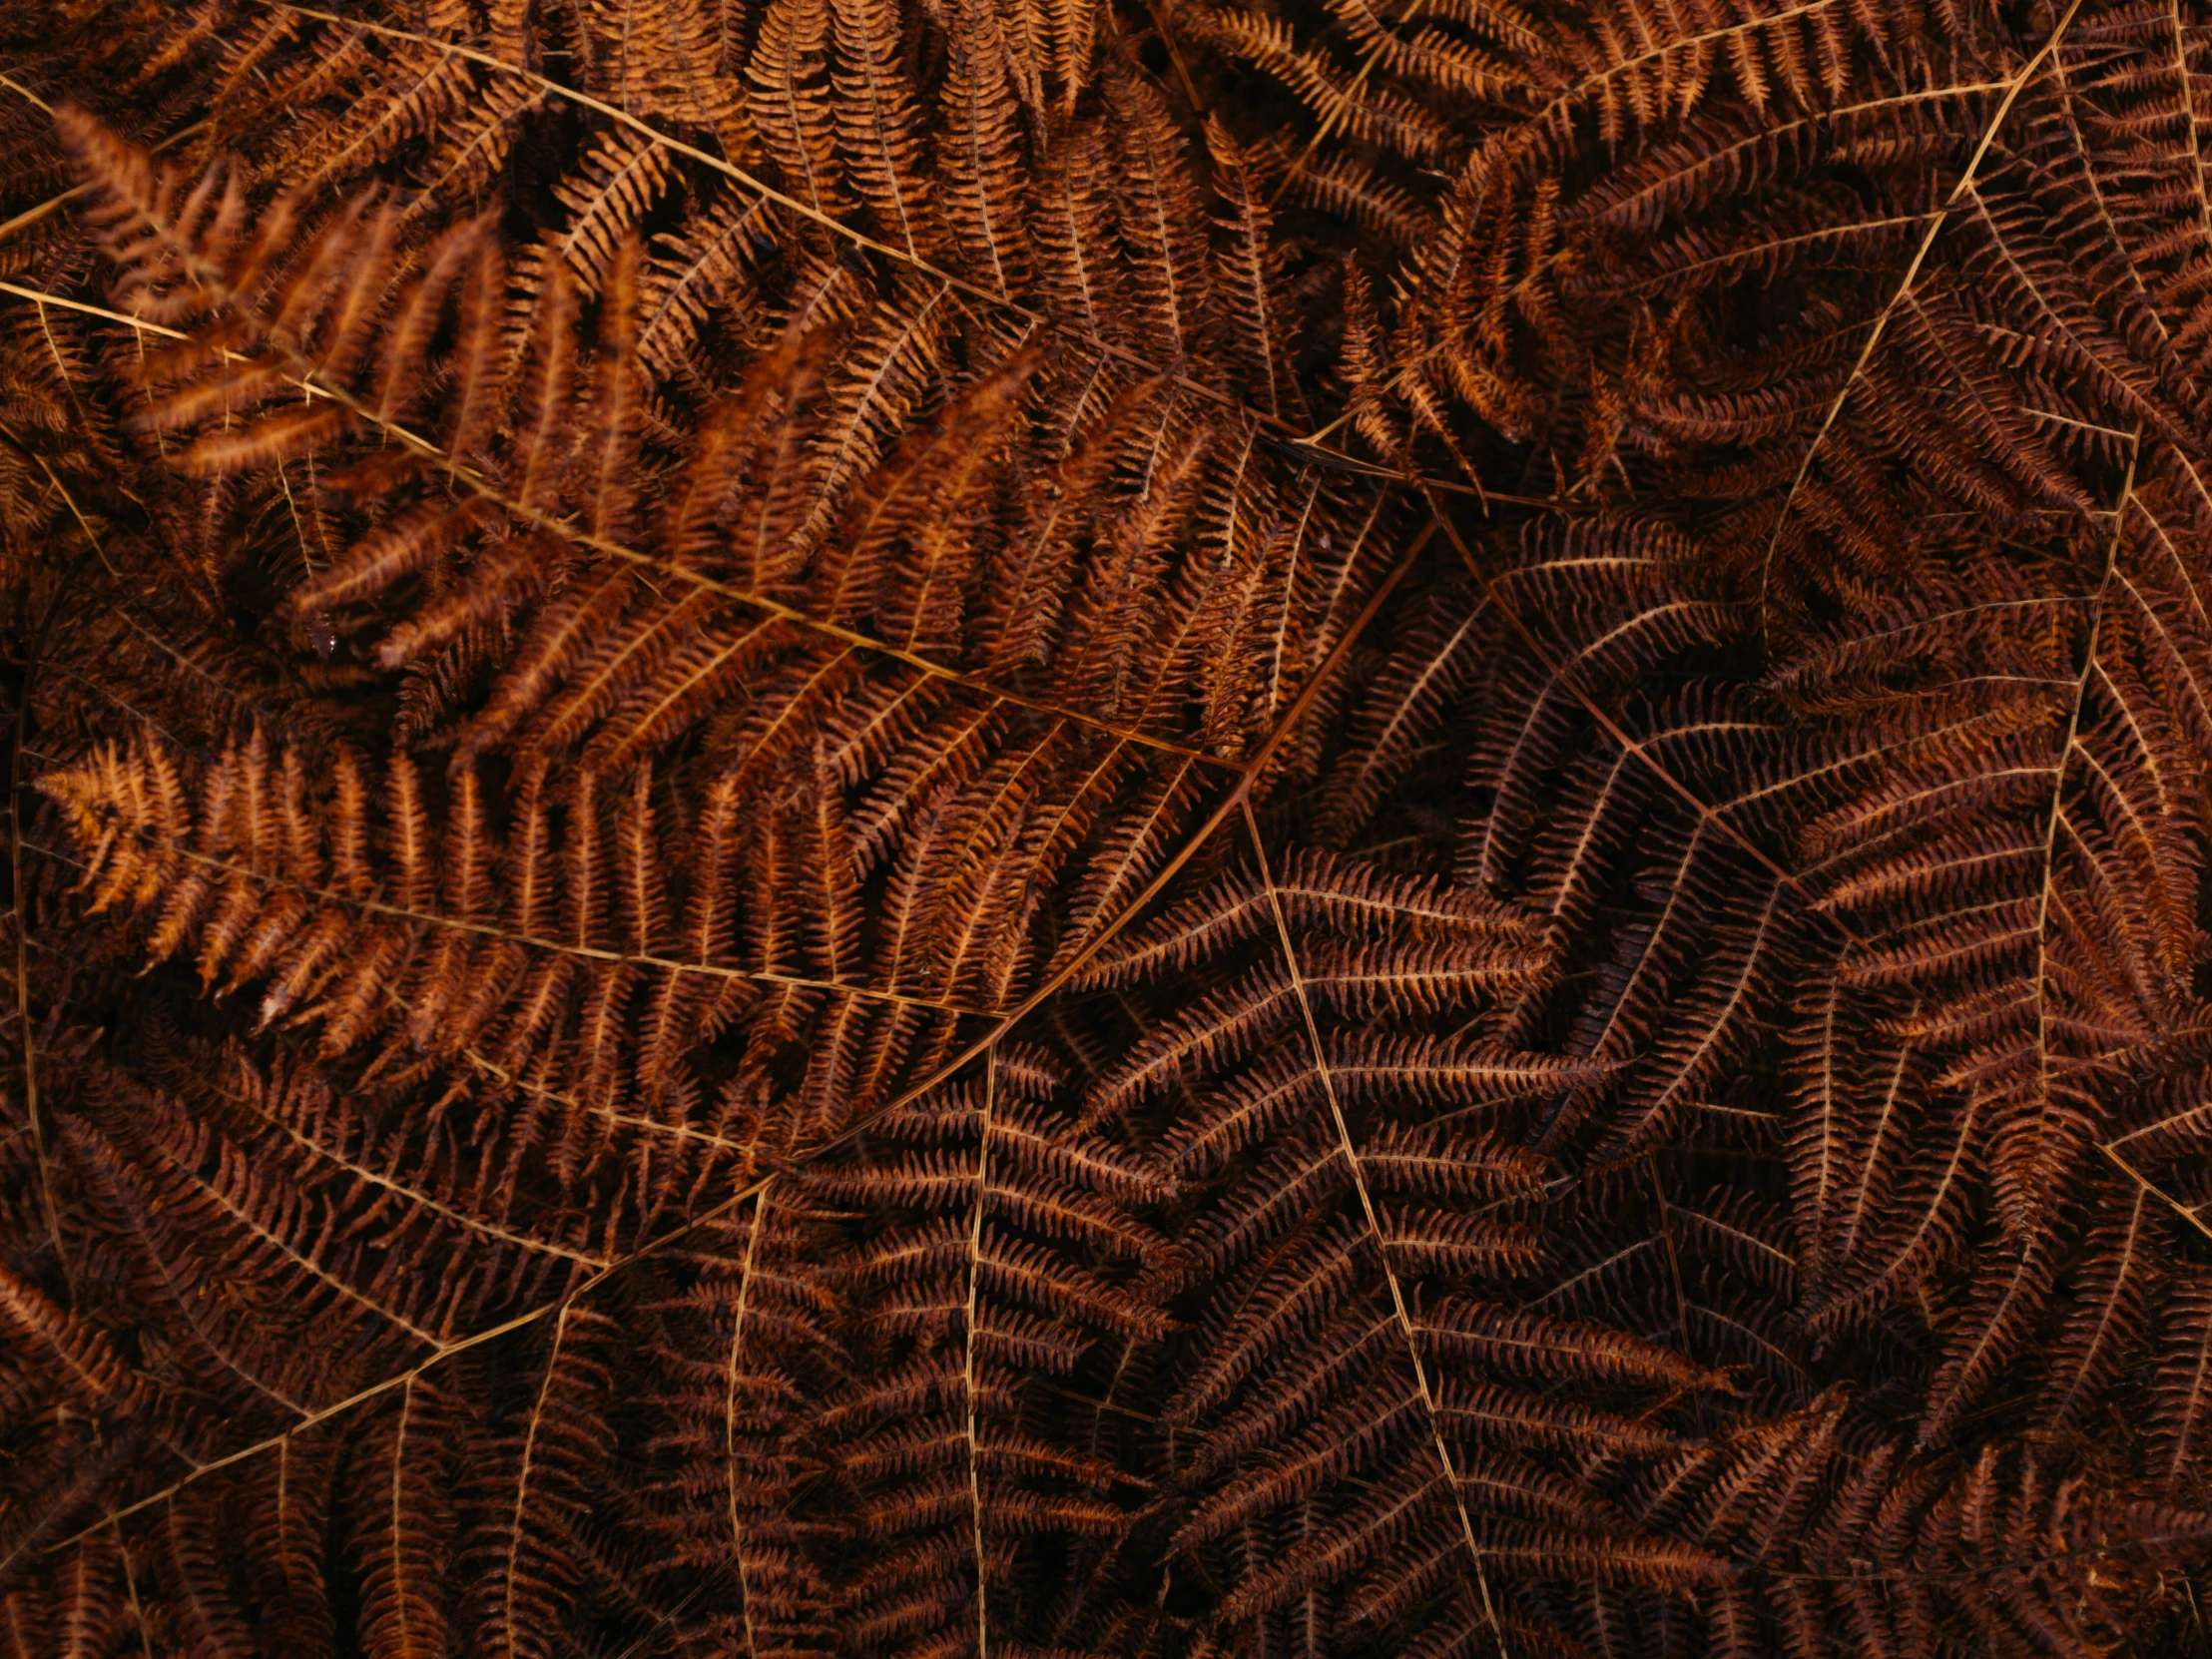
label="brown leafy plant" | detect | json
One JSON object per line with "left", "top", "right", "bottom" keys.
{"left": 8, "top": 0, "right": 2212, "bottom": 1652}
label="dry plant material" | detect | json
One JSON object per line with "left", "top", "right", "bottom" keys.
{"left": 4, "top": 0, "right": 2212, "bottom": 1653}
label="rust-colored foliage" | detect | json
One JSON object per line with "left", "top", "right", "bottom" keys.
{"left": 5, "top": 0, "right": 2212, "bottom": 1653}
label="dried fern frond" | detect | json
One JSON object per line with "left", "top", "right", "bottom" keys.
{"left": 10, "top": 0, "right": 2212, "bottom": 1652}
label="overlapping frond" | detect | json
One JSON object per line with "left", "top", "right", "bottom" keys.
{"left": 11, "top": 0, "right": 2212, "bottom": 1652}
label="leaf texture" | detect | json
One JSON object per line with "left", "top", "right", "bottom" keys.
{"left": 6, "top": 0, "right": 2212, "bottom": 1654}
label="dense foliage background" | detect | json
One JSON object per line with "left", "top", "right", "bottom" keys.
{"left": 6, "top": 0, "right": 2212, "bottom": 1652}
